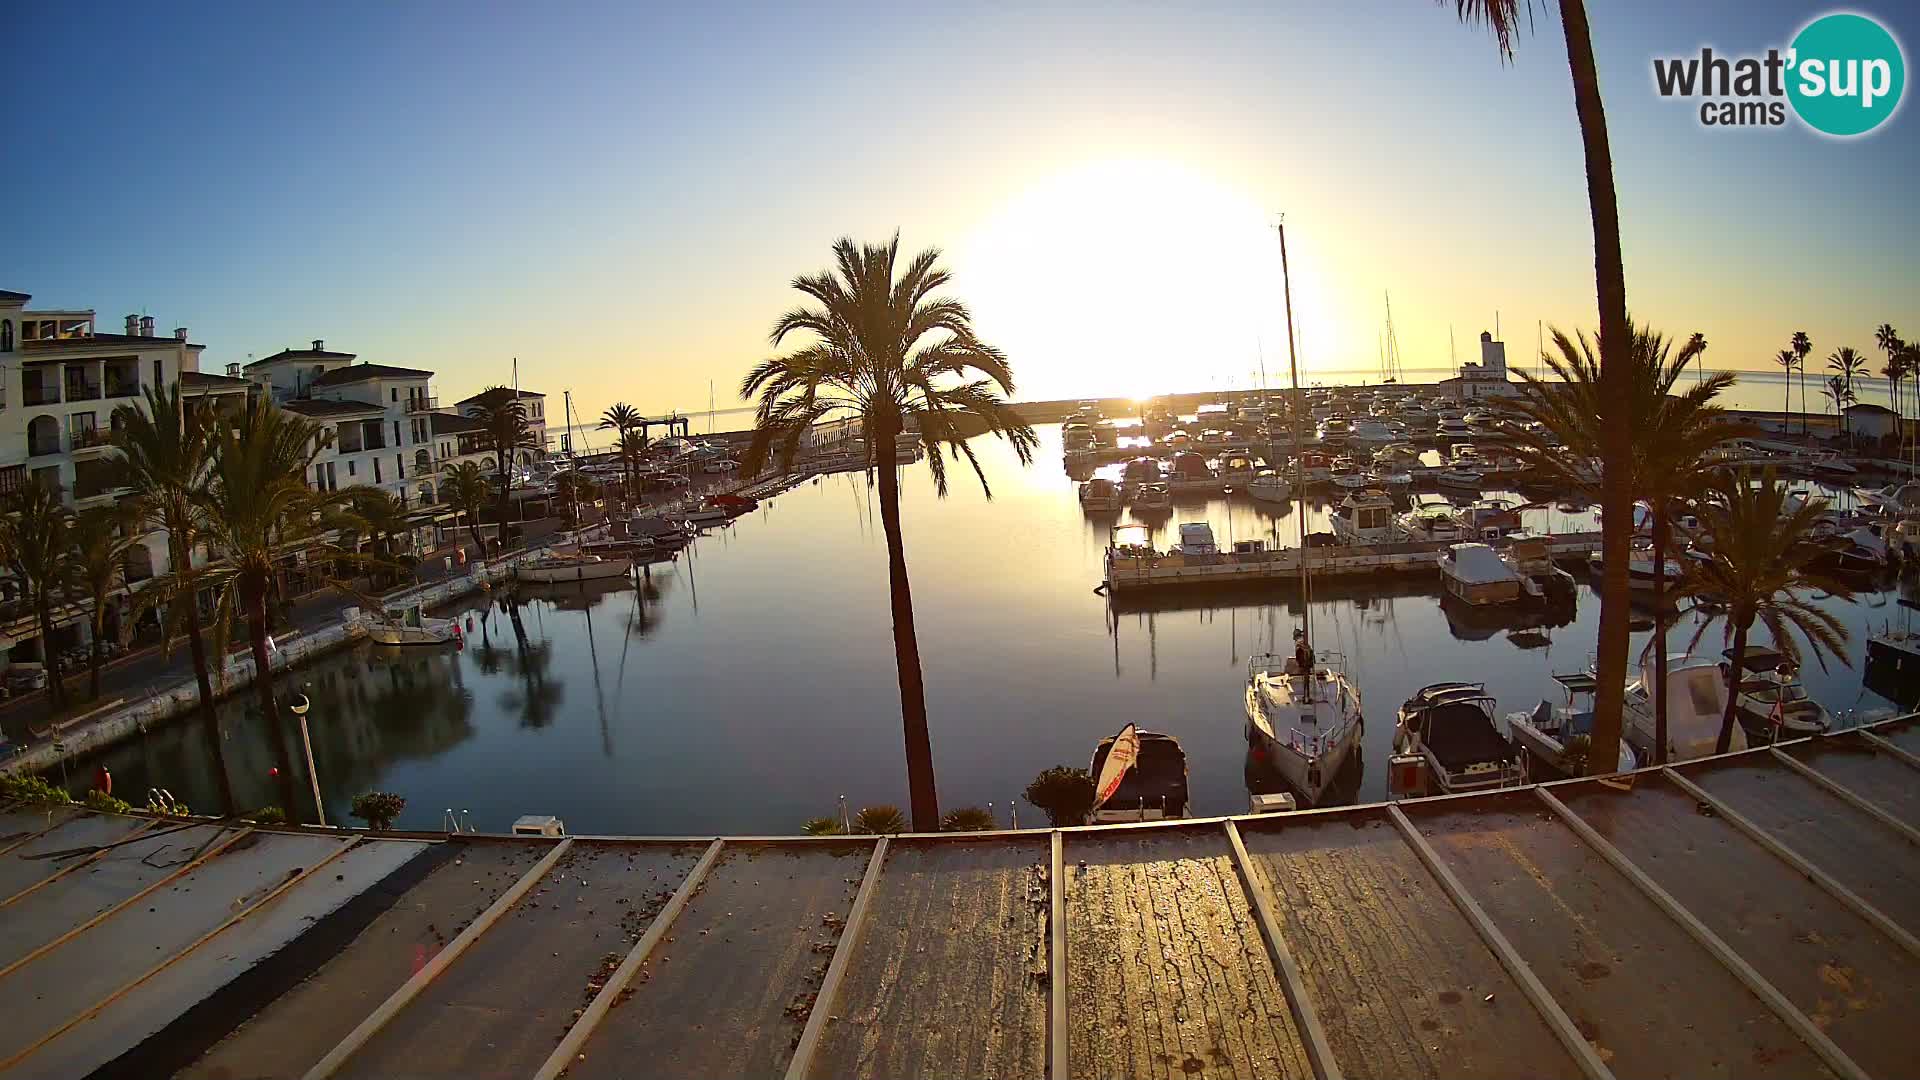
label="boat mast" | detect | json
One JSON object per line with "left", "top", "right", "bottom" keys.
{"left": 1277, "top": 221, "right": 1312, "bottom": 652}
{"left": 563, "top": 388, "right": 581, "bottom": 526}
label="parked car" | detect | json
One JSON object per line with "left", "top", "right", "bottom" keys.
{"left": 702, "top": 459, "right": 739, "bottom": 474}
{"left": 651, "top": 472, "right": 691, "bottom": 489}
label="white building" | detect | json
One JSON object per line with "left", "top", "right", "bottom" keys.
{"left": 454, "top": 386, "right": 548, "bottom": 464}
{"left": 1439, "top": 331, "right": 1520, "bottom": 402}
{"left": 244, "top": 342, "right": 442, "bottom": 507}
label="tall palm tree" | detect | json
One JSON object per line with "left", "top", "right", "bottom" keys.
{"left": 111, "top": 384, "right": 233, "bottom": 814}
{"left": 71, "top": 503, "right": 142, "bottom": 701}
{"left": 1773, "top": 349, "right": 1798, "bottom": 433}
{"left": 0, "top": 481, "right": 77, "bottom": 712}
{"left": 1876, "top": 324, "right": 1906, "bottom": 454}
{"left": 617, "top": 429, "right": 650, "bottom": 495}
{"left": 440, "top": 460, "right": 492, "bottom": 554}
{"left": 1500, "top": 322, "right": 1744, "bottom": 768}
{"left": 196, "top": 398, "right": 340, "bottom": 820}
{"left": 741, "top": 235, "right": 1038, "bottom": 829}
{"left": 599, "top": 403, "right": 642, "bottom": 499}
{"left": 1683, "top": 468, "right": 1851, "bottom": 754}
{"left": 471, "top": 401, "right": 535, "bottom": 545}
{"left": 1791, "top": 331, "right": 1813, "bottom": 434}
{"left": 1828, "top": 346, "right": 1869, "bottom": 446}
{"left": 345, "top": 487, "right": 415, "bottom": 587}
{"left": 1444, "top": 0, "right": 1634, "bottom": 773}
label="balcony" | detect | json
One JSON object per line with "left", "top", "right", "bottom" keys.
{"left": 27, "top": 434, "right": 63, "bottom": 457}
{"left": 407, "top": 396, "right": 439, "bottom": 413}
{"left": 23, "top": 383, "right": 60, "bottom": 407}
{"left": 104, "top": 376, "right": 140, "bottom": 399}
{"left": 70, "top": 427, "right": 114, "bottom": 454}
{"left": 64, "top": 379, "right": 103, "bottom": 403}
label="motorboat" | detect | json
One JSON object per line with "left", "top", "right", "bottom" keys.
{"left": 1217, "top": 453, "right": 1261, "bottom": 488}
{"left": 1501, "top": 533, "right": 1577, "bottom": 599}
{"left": 1131, "top": 481, "right": 1173, "bottom": 512}
{"left": 1175, "top": 522, "right": 1218, "bottom": 557}
{"left": 515, "top": 552, "right": 633, "bottom": 583}
{"left": 1330, "top": 457, "right": 1369, "bottom": 490}
{"left": 1088, "top": 724, "right": 1190, "bottom": 823}
{"left": 1811, "top": 526, "right": 1889, "bottom": 579}
{"left": 1438, "top": 543, "right": 1524, "bottom": 606}
{"left": 1395, "top": 501, "right": 1471, "bottom": 544}
{"left": 1505, "top": 670, "right": 1639, "bottom": 780}
{"left": 1329, "top": 489, "right": 1396, "bottom": 545}
{"left": 1121, "top": 457, "right": 1163, "bottom": 484}
{"left": 1369, "top": 467, "right": 1413, "bottom": 489}
{"left": 1296, "top": 452, "right": 1333, "bottom": 486}
{"left": 1248, "top": 469, "right": 1291, "bottom": 505}
{"left": 1392, "top": 682, "right": 1523, "bottom": 797}
{"left": 1586, "top": 541, "right": 1684, "bottom": 591}
{"left": 1435, "top": 467, "right": 1484, "bottom": 491}
{"left": 1435, "top": 413, "right": 1472, "bottom": 440}
{"left": 1623, "top": 654, "right": 1745, "bottom": 762}
{"left": 1317, "top": 415, "right": 1352, "bottom": 445}
{"left": 1166, "top": 451, "right": 1219, "bottom": 493}
{"left": 350, "top": 604, "right": 458, "bottom": 646}
{"left": 1245, "top": 643, "right": 1364, "bottom": 807}
{"left": 1079, "top": 478, "right": 1125, "bottom": 511}
{"left": 1721, "top": 646, "right": 1833, "bottom": 741}
{"left": 1867, "top": 612, "right": 1920, "bottom": 709}
{"left": 1457, "top": 498, "right": 1521, "bottom": 541}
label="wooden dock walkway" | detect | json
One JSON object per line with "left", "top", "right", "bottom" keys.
{"left": 1104, "top": 532, "right": 1605, "bottom": 592}
{"left": 4, "top": 714, "right": 1919, "bottom": 1079}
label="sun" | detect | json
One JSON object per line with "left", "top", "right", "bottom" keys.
{"left": 956, "top": 159, "right": 1336, "bottom": 403}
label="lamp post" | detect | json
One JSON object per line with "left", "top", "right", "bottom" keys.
{"left": 289, "top": 691, "right": 325, "bottom": 826}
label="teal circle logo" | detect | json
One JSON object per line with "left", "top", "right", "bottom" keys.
{"left": 1788, "top": 13, "right": 1905, "bottom": 136}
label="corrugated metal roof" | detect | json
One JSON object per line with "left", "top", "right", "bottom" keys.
{"left": 5, "top": 716, "right": 1919, "bottom": 1079}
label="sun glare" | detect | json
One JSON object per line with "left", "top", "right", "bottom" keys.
{"left": 959, "top": 159, "right": 1337, "bottom": 403}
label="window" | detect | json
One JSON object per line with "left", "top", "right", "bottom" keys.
{"left": 325, "top": 461, "right": 336, "bottom": 490}
{"left": 348, "top": 459, "right": 356, "bottom": 477}
{"left": 373, "top": 458, "right": 382, "bottom": 483}
{"left": 396, "top": 453, "right": 404, "bottom": 480}
{"left": 393, "top": 420, "right": 401, "bottom": 446}
{"left": 152, "top": 359, "right": 162, "bottom": 386}
{"left": 391, "top": 388, "right": 398, "bottom": 403}
{"left": 1, "top": 320, "right": 11, "bottom": 352}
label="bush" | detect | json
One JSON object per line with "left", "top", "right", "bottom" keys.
{"left": 84, "top": 789, "right": 134, "bottom": 814}
{"left": 0, "top": 774, "right": 73, "bottom": 807}
{"left": 801, "top": 816, "right": 844, "bottom": 836}
{"left": 940, "top": 806, "right": 996, "bottom": 832}
{"left": 1024, "top": 766, "right": 1095, "bottom": 827}
{"left": 850, "top": 805, "right": 906, "bottom": 835}
{"left": 249, "top": 806, "right": 286, "bottom": 825}
{"left": 349, "top": 791, "right": 407, "bottom": 831}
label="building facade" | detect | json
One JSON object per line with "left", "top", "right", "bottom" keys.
{"left": 1439, "top": 330, "right": 1520, "bottom": 401}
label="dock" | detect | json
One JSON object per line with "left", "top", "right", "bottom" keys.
{"left": 1104, "top": 532, "right": 1605, "bottom": 592}
{"left": 1, "top": 716, "right": 1918, "bottom": 1078}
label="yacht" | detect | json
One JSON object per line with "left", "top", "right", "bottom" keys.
{"left": 1166, "top": 451, "right": 1218, "bottom": 493}
{"left": 515, "top": 552, "right": 633, "bottom": 583}
{"left": 1296, "top": 452, "right": 1333, "bottom": 486}
{"left": 1435, "top": 413, "right": 1472, "bottom": 440}
{"left": 1329, "top": 489, "right": 1396, "bottom": 545}
{"left": 1502, "top": 533, "right": 1578, "bottom": 599}
{"left": 1246, "top": 642, "right": 1364, "bottom": 807}
{"left": 1317, "top": 415, "right": 1352, "bottom": 446}
{"left": 1435, "top": 467, "right": 1484, "bottom": 491}
{"left": 1722, "top": 646, "right": 1832, "bottom": 741}
{"left": 1248, "top": 469, "right": 1291, "bottom": 505}
{"left": 1330, "top": 456, "right": 1368, "bottom": 490}
{"left": 1122, "top": 456, "right": 1163, "bottom": 484}
{"left": 1368, "top": 466, "right": 1414, "bottom": 489}
{"left": 1623, "top": 654, "right": 1745, "bottom": 762}
{"left": 1586, "top": 541, "right": 1684, "bottom": 591}
{"left": 1438, "top": 543, "right": 1524, "bottom": 606}
{"left": 1088, "top": 724, "right": 1190, "bottom": 823}
{"left": 1078, "top": 478, "right": 1124, "bottom": 511}
{"left": 1217, "top": 453, "right": 1261, "bottom": 488}
{"left": 1175, "top": 521, "right": 1218, "bottom": 557}
{"left": 1392, "top": 682, "right": 1523, "bottom": 797}
{"left": 1131, "top": 481, "right": 1172, "bottom": 513}
{"left": 1506, "top": 670, "right": 1639, "bottom": 780}
{"left": 350, "top": 604, "right": 459, "bottom": 647}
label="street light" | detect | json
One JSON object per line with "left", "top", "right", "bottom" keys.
{"left": 288, "top": 691, "right": 325, "bottom": 826}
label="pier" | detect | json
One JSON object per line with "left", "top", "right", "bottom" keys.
{"left": 1104, "top": 532, "right": 1605, "bottom": 592}
{"left": 1, "top": 716, "right": 1916, "bottom": 1078}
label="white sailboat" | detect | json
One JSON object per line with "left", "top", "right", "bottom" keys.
{"left": 1243, "top": 222, "right": 1365, "bottom": 807}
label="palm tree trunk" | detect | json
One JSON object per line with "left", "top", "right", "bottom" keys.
{"left": 36, "top": 597, "right": 66, "bottom": 712}
{"left": 177, "top": 567, "right": 236, "bottom": 815}
{"left": 872, "top": 424, "right": 939, "bottom": 831}
{"left": 1716, "top": 618, "right": 1750, "bottom": 754}
{"left": 245, "top": 572, "right": 299, "bottom": 821}
{"left": 88, "top": 612, "right": 104, "bottom": 701}
{"left": 1783, "top": 375, "right": 1791, "bottom": 434}
{"left": 467, "top": 516, "right": 486, "bottom": 558}
{"left": 1651, "top": 505, "right": 1670, "bottom": 765}
{"left": 1559, "top": 0, "right": 1632, "bottom": 776}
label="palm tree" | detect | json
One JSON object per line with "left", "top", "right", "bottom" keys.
{"left": 1791, "top": 331, "right": 1813, "bottom": 434}
{"left": 1500, "top": 323, "right": 1745, "bottom": 767}
{"left": 1823, "top": 374, "right": 1854, "bottom": 428}
{"left": 741, "top": 235, "right": 1038, "bottom": 830}
{"left": 617, "top": 429, "right": 650, "bottom": 495}
{"left": 1829, "top": 346, "right": 1869, "bottom": 444}
{"left": 440, "top": 460, "right": 493, "bottom": 555}
{"left": 111, "top": 384, "right": 233, "bottom": 814}
{"left": 599, "top": 403, "right": 642, "bottom": 498}
{"left": 1682, "top": 468, "right": 1851, "bottom": 753}
{"left": 71, "top": 504, "right": 142, "bottom": 701}
{"left": 346, "top": 488, "right": 415, "bottom": 587}
{"left": 196, "top": 398, "right": 340, "bottom": 820}
{"left": 1773, "top": 349, "right": 1798, "bottom": 433}
{"left": 1876, "top": 324, "right": 1906, "bottom": 454}
{"left": 1443, "top": 0, "right": 1634, "bottom": 775}
{"left": 0, "top": 481, "right": 76, "bottom": 712}
{"left": 471, "top": 401, "right": 535, "bottom": 545}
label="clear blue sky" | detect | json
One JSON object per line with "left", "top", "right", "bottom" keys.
{"left": 5, "top": 1, "right": 1914, "bottom": 417}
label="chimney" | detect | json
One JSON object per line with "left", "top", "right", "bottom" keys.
{"left": 125, "top": 314, "right": 139, "bottom": 336}
{"left": 173, "top": 327, "right": 188, "bottom": 342}
{"left": 226, "top": 362, "right": 241, "bottom": 377}
{"left": 312, "top": 339, "right": 324, "bottom": 352}
{"left": 139, "top": 316, "right": 155, "bottom": 338}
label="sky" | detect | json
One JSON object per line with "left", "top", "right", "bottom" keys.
{"left": 5, "top": 1, "right": 1915, "bottom": 423}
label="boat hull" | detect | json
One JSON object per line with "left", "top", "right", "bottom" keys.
{"left": 515, "top": 559, "right": 632, "bottom": 583}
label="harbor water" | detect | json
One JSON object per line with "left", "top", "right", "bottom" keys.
{"left": 61, "top": 424, "right": 1913, "bottom": 834}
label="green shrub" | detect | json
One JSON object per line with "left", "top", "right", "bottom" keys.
{"left": 0, "top": 774, "right": 73, "bottom": 806}
{"left": 1024, "top": 766, "right": 1094, "bottom": 827}
{"left": 850, "top": 805, "right": 906, "bottom": 835}
{"left": 249, "top": 806, "right": 286, "bottom": 825}
{"left": 349, "top": 791, "right": 406, "bottom": 831}
{"left": 940, "top": 806, "right": 996, "bottom": 832}
{"left": 801, "top": 816, "right": 844, "bottom": 835}
{"left": 83, "top": 789, "right": 134, "bottom": 814}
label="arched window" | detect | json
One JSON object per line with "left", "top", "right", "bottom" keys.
{"left": 0, "top": 320, "right": 12, "bottom": 352}
{"left": 417, "top": 482, "right": 436, "bottom": 507}
{"left": 414, "top": 448, "right": 431, "bottom": 472}
{"left": 27, "top": 415, "right": 59, "bottom": 456}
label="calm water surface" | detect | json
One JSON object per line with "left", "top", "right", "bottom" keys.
{"left": 71, "top": 424, "right": 1911, "bottom": 833}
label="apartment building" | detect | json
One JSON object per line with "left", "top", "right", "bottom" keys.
{"left": 453, "top": 386, "right": 549, "bottom": 465}
{"left": 245, "top": 342, "right": 445, "bottom": 506}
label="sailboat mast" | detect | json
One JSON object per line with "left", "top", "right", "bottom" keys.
{"left": 1277, "top": 222, "right": 1311, "bottom": 644}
